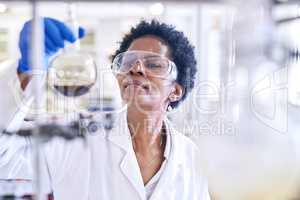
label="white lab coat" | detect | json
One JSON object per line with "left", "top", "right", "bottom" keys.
{"left": 41, "top": 111, "right": 211, "bottom": 200}
{"left": 0, "top": 111, "right": 211, "bottom": 200}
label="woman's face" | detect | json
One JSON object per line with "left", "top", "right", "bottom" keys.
{"left": 115, "top": 36, "right": 182, "bottom": 113}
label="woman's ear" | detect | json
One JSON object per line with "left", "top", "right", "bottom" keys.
{"left": 169, "top": 83, "right": 184, "bottom": 102}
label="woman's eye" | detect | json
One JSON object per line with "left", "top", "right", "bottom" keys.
{"left": 146, "top": 62, "right": 163, "bottom": 69}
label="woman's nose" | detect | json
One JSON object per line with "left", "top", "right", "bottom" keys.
{"left": 129, "top": 59, "right": 146, "bottom": 76}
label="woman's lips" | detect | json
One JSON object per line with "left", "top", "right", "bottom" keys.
{"left": 124, "top": 80, "right": 150, "bottom": 91}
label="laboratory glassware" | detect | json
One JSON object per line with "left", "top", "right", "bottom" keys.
{"left": 48, "top": 3, "right": 97, "bottom": 98}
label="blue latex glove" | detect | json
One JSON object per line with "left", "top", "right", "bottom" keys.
{"left": 18, "top": 17, "right": 85, "bottom": 73}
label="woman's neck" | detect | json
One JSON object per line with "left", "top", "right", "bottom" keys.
{"left": 127, "top": 105, "right": 166, "bottom": 155}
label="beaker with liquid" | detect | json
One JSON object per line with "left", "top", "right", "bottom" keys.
{"left": 48, "top": 3, "right": 97, "bottom": 98}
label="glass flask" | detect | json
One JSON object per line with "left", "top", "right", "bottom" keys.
{"left": 48, "top": 3, "right": 97, "bottom": 98}
{"left": 48, "top": 51, "right": 96, "bottom": 97}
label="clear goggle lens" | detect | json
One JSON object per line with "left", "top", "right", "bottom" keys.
{"left": 112, "top": 51, "right": 177, "bottom": 79}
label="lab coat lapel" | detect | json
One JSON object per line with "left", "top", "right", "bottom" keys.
{"left": 149, "top": 118, "right": 183, "bottom": 200}
{"left": 107, "top": 110, "right": 146, "bottom": 200}
{"left": 120, "top": 151, "right": 146, "bottom": 200}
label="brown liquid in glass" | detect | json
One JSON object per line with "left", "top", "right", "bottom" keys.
{"left": 54, "top": 84, "right": 93, "bottom": 97}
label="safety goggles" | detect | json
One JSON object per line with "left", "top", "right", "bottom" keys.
{"left": 112, "top": 50, "right": 178, "bottom": 79}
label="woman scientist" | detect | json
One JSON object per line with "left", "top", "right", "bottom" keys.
{"left": 10, "top": 18, "right": 211, "bottom": 200}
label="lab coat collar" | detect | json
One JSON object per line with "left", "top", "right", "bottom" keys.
{"left": 106, "top": 111, "right": 184, "bottom": 200}
{"left": 107, "top": 110, "right": 173, "bottom": 155}
{"left": 107, "top": 110, "right": 145, "bottom": 199}
{"left": 105, "top": 110, "right": 184, "bottom": 167}
{"left": 163, "top": 117, "right": 171, "bottom": 160}
{"left": 148, "top": 117, "right": 185, "bottom": 200}
{"left": 106, "top": 110, "right": 132, "bottom": 152}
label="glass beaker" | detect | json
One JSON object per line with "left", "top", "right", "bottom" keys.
{"left": 48, "top": 2, "right": 97, "bottom": 98}
{"left": 48, "top": 51, "right": 96, "bottom": 97}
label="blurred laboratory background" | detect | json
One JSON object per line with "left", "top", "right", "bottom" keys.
{"left": 0, "top": 0, "right": 300, "bottom": 199}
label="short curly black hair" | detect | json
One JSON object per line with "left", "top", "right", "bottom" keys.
{"left": 111, "top": 19, "right": 197, "bottom": 109}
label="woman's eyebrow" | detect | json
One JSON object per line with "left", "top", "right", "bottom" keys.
{"left": 143, "top": 54, "right": 162, "bottom": 59}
